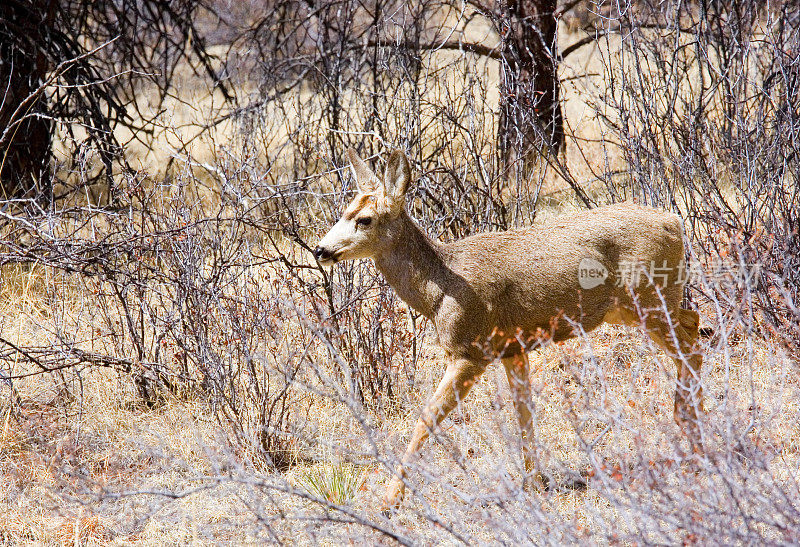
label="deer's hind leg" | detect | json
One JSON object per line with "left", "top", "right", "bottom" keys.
{"left": 644, "top": 309, "right": 705, "bottom": 444}
{"left": 605, "top": 303, "right": 704, "bottom": 448}
{"left": 383, "top": 357, "right": 487, "bottom": 511}
{"left": 502, "top": 352, "right": 547, "bottom": 490}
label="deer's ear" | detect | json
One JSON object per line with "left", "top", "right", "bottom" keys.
{"left": 382, "top": 150, "right": 411, "bottom": 204}
{"left": 347, "top": 148, "right": 378, "bottom": 193}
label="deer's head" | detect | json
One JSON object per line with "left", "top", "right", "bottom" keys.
{"left": 314, "top": 149, "right": 411, "bottom": 265}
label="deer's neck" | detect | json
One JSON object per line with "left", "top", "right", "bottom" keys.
{"left": 373, "top": 213, "right": 448, "bottom": 319}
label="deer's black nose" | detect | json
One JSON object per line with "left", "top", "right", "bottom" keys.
{"left": 314, "top": 246, "right": 331, "bottom": 261}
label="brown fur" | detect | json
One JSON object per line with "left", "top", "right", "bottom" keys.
{"left": 343, "top": 193, "right": 375, "bottom": 219}
{"left": 314, "top": 149, "right": 705, "bottom": 511}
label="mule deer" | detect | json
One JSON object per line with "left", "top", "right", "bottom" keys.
{"left": 314, "top": 149, "right": 704, "bottom": 511}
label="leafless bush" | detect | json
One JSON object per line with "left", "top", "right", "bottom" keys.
{"left": 0, "top": 142, "right": 423, "bottom": 473}
{"left": 0, "top": 0, "right": 231, "bottom": 202}
{"left": 590, "top": 0, "right": 800, "bottom": 355}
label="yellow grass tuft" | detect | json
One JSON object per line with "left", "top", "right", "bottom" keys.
{"left": 52, "top": 513, "right": 111, "bottom": 546}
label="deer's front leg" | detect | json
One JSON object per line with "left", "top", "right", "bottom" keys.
{"left": 383, "top": 357, "right": 486, "bottom": 512}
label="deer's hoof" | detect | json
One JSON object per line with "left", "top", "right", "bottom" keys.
{"left": 522, "top": 472, "right": 550, "bottom": 493}
{"left": 380, "top": 496, "right": 401, "bottom": 518}
{"left": 382, "top": 479, "right": 405, "bottom": 515}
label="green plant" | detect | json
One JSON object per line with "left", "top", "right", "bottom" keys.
{"left": 299, "top": 462, "right": 367, "bottom": 506}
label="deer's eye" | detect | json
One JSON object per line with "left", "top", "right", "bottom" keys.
{"left": 356, "top": 217, "right": 372, "bottom": 227}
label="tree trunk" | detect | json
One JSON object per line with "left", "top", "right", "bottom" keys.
{"left": 498, "top": 0, "right": 563, "bottom": 175}
{"left": 0, "top": 0, "right": 54, "bottom": 202}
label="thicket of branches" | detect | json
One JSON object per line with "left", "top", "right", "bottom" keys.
{"left": 0, "top": 0, "right": 230, "bottom": 202}
{"left": 599, "top": 0, "right": 800, "bottom": 355}
{"left": 1, "top": 0, "right": 799, "bottom": 542}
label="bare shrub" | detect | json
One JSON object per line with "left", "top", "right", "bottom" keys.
{"left": 0, "top": 0, "right": 232, "bottom": 202}
{"left": 590, "top": 0, "right": 800, "bottom": 355}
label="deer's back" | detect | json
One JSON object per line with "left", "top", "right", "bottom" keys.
{"left": 435, "top": 203, "right": 686, "bottom": 356}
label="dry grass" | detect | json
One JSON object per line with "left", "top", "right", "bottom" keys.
{"left": 2, "top": 253, "right": 796, "bottom": 543}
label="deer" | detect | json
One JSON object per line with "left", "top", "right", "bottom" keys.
{"left": 313, "top": 148, "right": 704, "bottom": 512}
